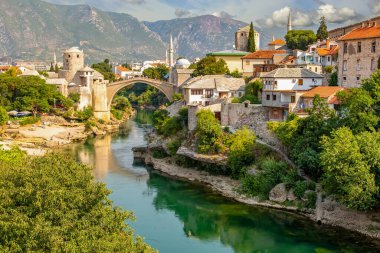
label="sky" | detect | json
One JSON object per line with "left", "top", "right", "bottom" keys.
{"left": 44, "top": 0, "right": 380, "bottom": 30}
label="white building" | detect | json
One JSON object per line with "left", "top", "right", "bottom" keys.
{"left": 183, "top": 75, "right": 245, "bottom": 106}
{"left": 261, "top": 68, "right": 323, "bottom": 120}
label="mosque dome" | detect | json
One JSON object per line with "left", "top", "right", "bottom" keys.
{"left": 175, "top": 58, "right": 191, "bottom": 69}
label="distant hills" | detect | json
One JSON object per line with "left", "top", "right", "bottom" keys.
{"left": 0, "top": 0, "right": 267, "bottom": 64}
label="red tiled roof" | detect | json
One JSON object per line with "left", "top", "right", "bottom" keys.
{"left": 316, "top": 45, "right": 339, "bottom": 56}
{"left": 242, "top": 50, "right": 286, "bottom": 59}
{"left": 0, "top": 66, "right": 12, "bottom": 70}
{"left": 117, "top": 66, "right": 130, "bottom": 71}
{"left": 301, "top": 86, "right": 345, "bottom": 98}
{"left": 339, "top": 25, "right": 380, "bottom": 41}
{"left": 280, "top": 55, "right": 296, "bottom": 64}
{"left": 268, "top": 39, "right": 286, "bottom": 45}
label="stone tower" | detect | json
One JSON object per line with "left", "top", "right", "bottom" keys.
{"left": 287, "top": 11, "right": 292, "bottom": 33}
{"left": 235, "top": 25, "right": 260, "bottom": 52}
{"left": 61, "top": 47, "right": 84, "bottom": 82}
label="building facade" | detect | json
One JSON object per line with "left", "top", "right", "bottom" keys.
{"left": 241, "top": 50, "right": 287, "bottom": 77}
{"left": 207, "top": 50, "right": 249, "bottom": 73}
{"left": 261, "top": 68, "right": 323, "bottom": 120}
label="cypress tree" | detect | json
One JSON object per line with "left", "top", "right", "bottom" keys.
{"left": 55, "top": 64, "right": 59, "bottom": 73}
{"left": 317, "top": 16, "right": 328, "bottom": 41}
{"left": 49, "top": 63, "right": 54, "bottom": 72}
{"left": 247, "top": 22, "right": 256, "bottom": 52}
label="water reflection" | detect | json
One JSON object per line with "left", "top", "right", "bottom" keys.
{"left": 62, "top": 110, "right": 380, "bottom": 253}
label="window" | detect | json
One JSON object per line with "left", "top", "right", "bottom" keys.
{"left": 77, "top": 54, "right": 80, "bottom": 58}
{"left": 327, "top": 56, "right": 331, "bottom": 62}
{"left": 358, "top": 42, "right": 361, "bottom": 53}
{"left": 68, "top": 54, "right": 71, "bottom": 58}
{"left": 344, "top": 42, "right": 348, "bottom": 54}
{"left": 372, "top": 41, "right": 376, "bottom": 53}
{"left": 238, "top": 92, "right": 242, "bottom": 97}
{"left": 241, "top": 33, "right": 244, "bottom": 36}
{"left": 191, "top": 89, "right": 203, "bottom": 95}
{"left": 266, "top": 94, "right": 270, "bottom": 100}
{"left": 205, "top": 89, "right": 213, "bottom": 98}
{"left": 291, "top": 96, "right": 296, "bottom": 103}
{"left": 357, "top": 76, "right": 360, "bottom": 81}
{"left": 315, "top": 67, "right": 318, "bottom": 73}
{"left": 343, "top": 60, "right": 347, "bottom": 71}
{"left": 272, "top": 95, "right": 277, "bottom": 101}
{"left": 246, "top": 60, "right": 250, "bottom": 65}
{"left": 343, "top": 76, "right": 347, "bottom": 81}
{"left": 298, "top": 79, "right": 303, "bottom": 85}
{"left": 357, "top": 60, "right": 361, "bottom": 71}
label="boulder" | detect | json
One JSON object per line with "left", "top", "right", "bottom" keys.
{"left": 269, "top": 183, "right": 287, "bottom": 203}
{"left": 287, "top": 189, "right": 297, "bottom": 201}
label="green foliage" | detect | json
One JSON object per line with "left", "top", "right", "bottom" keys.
{"left": 247, "top": 22, "right": 256, "bottom": 52}
{"left": 152, "top": 149, "right": 169, "bottom": 159}
{"left": 195, "top": 110, "right": 223, "bottom": 154}
{"left": 285, "top": 30, "right": 317, "bottom": 51}
{"left": 324, "top": 66, "right": 333, "bottom": 74}
{"left": 320, "top": 127, "right": 378, "bottom": 210}
{"left": 328, "top": 72, "right": 338, "bottom": 86}
{"left": 231, "top": 97, "right": 240, "bottom": 103}
{"left": 74, "top": 107, "right": 94, "bottom": 121}
{"left": 191, "top": 56, "right": 229, "bottom": 77}
{"left": 19, "top": 116, "right": 40, "bottom": 126}
{"left": 227, "top": 127, "right": 256, "bottom": 178}
{"left": 0, "top": 149, "right": 156, "bottom": 252}
{"left": 113, "top": 96, "right": 131, "bottom": 111}
{"left": 228, "top": 70, "right": 242, "bottom": 78}
{"left": 143, "top": 64, "right": 169, "bottom": 80}
{"left": 241, "top": 159, "right": 289, "bottom": 199}
{"left": 178, "top": 107, "right": 189, "bottom": 127}
{"left": 152, "top": 109, "right": 170, "bottom": 133}
{"left": 111, "top": 108, "right": 123, "bottom": 120}
{"left": 167, "top": 139, "right": 182, "bottom": 156}
{"left": 68, "top": 92, "right": 80, "bottom": 103}
{"left": 240, "top": 80, "right": 263, "bottom": 104}
{"left": 172, "top": 93, "right": 183, "bottom": 101}
{"left": 122, "top": 84, "right": 169, "bottom": 108}
{"left": 161, "top": 116, "right": 183, "bottom": 137}
{"left": 0, "top": 75, "right": 71, "bottom": 115}
{"left": 316, "top": 16, "right": 328, "bottom": 41}
{"left": 293, "top": 181, "right": 316, "bottom": 199}
{"left": 92, "top": 59, "right": 115, "bottom": 82}
{"left": 305, "top": 191, "right": 317, "bottom": 209}
{"left": 0, "top": 106, "right": 9, "bottom": 125}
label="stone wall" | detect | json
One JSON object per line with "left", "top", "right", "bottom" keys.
{"left": 221, "top": 102, "right": 283, "bottom": 150}
{"left": 188, "top": 105, "right": 200, "bottom": 131}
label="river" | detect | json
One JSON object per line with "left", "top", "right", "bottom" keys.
{"left": 64, "top": 110, "right": 380, "bottom": 253}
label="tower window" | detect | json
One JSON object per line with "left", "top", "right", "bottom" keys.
{"left": 68, "top": 55, "right": 71, "bottom": 58}
{"left": 372, "top": 41, "right": 376, "bottom": 53}
{"left": 358, "top": 42, "right": 361, "bottom": 53}
{"left": 343, "top": 42, "right": 348, "bottom": 54}
{"left": 77, "top": 54, "right": 80, "bottom": 58}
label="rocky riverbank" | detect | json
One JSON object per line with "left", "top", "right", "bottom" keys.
{"left": 135, "top": 147, "right": 380, "bottom": 240}
{"left": 0, "top": 115, "right": 128, "bottom": 155}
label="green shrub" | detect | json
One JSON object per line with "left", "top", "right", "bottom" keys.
{"left": 75, "top": 107, "right": 93, "bottom": 121}
{"left": 324, "top": 66, "right": 333, "bottom": 74}
{"left": 152, "top": 149, "right": 169, "bottom": 159}
{"left": 241, "top": 159, "right": 288, "bottom": 199}
{"left": 111, "top": 108, "right": 123, "bottom": 120}
{"left": 195, "top": 110, "right": 223, "bottom": 154}
{"left": 231, "top": 97, "right": 240, "bottom": 103}
{"left": 293, "top": 180, "right": 316, "bottom": 199}
{"left": 167, "top": 139, "right": 182, "bottom": 156}
{"left": 19, "top": 116, "right": 40, "bottom": 126}
{"left": 161, "top": 116, "right": 183, "bottom": 137}
{"left": 68, "top": 92, "right": 80, "bottom": 103}
{"left": 305, "top": 191, "right": 317, "bottom": 209}
{"left": 0, "top": 106, "right": 9, "bottom": 125}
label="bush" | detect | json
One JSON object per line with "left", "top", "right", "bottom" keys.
{"left": 231, "top": 97, "right": 240, "bottom": 103}
{"left": 305, "top": 191, "right": 317, "bottom": 209}
{"left": 75, "top": 107, "right": 94, "bottom": 121}
{"left": 152, "top": 109, "right": 169, "bottom": 134}
{"left": 195, "top": 110, "right": 223, "bottom": 154}
{"left": 19, "top": 116, "right": 40, "bottom": 126}
{"left": 167, "top": 139, "right": 182, "bottom": 156}
{"left": 324, "top": 66, "right": 333, "bottom": 74}
{"left": 0, "top": 149, "right": 156, "bottom": 252}
{"left": 241, "top": 159, "right": 288, "bottom": 199}
{"left": 0, "top": 106, "right": 9, "bottom": 125}
{"left": 172, "top": 93, "right": 183, "bottom": 101}
{"left": 161, "top": 116, "right": 183, "bottom": 137}
{"left": 68, "top": 92, "right": 80, "bottom": 103}
{"left": 152, "top": 149, "right": 169, "bottom": 159}
{"left": 111, "top": 108, "right": 123, "bottom": 120}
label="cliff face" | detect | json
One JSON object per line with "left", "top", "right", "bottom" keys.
{"left": 0, "top": 0, "right": 254, "bottom": 63}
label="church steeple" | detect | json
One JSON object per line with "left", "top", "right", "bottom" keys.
{"left": 287, "top": 11, "right": 292, "bottom": 32}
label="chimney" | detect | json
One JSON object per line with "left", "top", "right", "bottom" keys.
{"left": 373, "top": 21, "right": 377, "bottom": 27}
{"left": 362, "top": 22, "right": 365, "bottom": 28}
{"left": 326, "top": 38, "right": 330, "bottom": 49}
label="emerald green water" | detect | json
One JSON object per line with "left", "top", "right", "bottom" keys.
{"left": 65, "top": 110, "right": 380, "bottom": 253}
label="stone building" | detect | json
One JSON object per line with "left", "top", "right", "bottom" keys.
{"left": 241, "top": 50, "right": 288, "bottom": 77}
{"left": 169, "top": 58, "right": 194, "bottom": 89}
{"left": 235, "top": 25, "right": 260, "bottom": 52}
{"left": 337, "top": 22, "right": 380, "bottom": 87}
{"left": 329, "top": 16, "right": 380, "bottom": 40}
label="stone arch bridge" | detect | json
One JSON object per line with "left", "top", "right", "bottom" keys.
{"left": 93, "top": 77, "right": 175, "bottom": 121}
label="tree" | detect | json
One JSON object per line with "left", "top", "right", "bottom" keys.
{"left": 112, "top": 96, "right": 131, "bottom": 111}
{"left": 92, "top": 59, "right": 115, "bottom": 82}
{"left": 0, "top": 106, "right": 8, "bottom": 125}
{"left": 142, "top": 64, "right": 169, "bottom": 80}
{"left": 329, "top": 72, "right": 338, "bottom": 86}
{"left": 247, "top": 22, "right": 256, "bottom": 52}
{"left": 4, "top": 67, "right": 21, "bottom": 77}
{"left": 195, "top": 110, "right": 223, "bottom": 154}
{"left": 191, "top": 56, "right": 229, "bottom": 77}
{"left": 49, "top": 63, "right": 54, "bottom": 72}
{"left": 320, "top": 127, "right": 378, "bottom": 210}
{"left": 172, "top": 93, "right": 183, "bottom": 101}
{"left": 227, "top": 126, "right": 256, "bottom": 177}
{"left": 240, "top": 80, "right": 262, "bottom": 104}
{"left": 285, "top": 30, "right": 317, "bottom": 51}
{"left": 0, "top": 149, "right": 156, "bottom": 252}
{"left": 316, "top": 16, "right": 328, "bottom": 41}
{"left": 54, "top": 63, "right": 59, "bottom": 73}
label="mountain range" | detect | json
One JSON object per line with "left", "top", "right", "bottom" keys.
{"left": 0, "top": 0, "right": 270, "bottom": 64}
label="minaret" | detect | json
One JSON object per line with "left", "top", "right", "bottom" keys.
{"left": 169, "top": 34, "right": 174, "bottom": 68}
{"left": 287, "top": 11, "right": 292, "bottom": 32}
{"left": 53, "top": 52, "right": 57, "bottom": 65}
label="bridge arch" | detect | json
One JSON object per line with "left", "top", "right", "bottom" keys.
{"left": 106, "top": 78, "right": 174, "bottom": 109}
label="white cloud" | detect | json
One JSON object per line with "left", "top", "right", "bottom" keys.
{"left": 261, "top": 6, "right": 313, "bottom": 28}
{"left": 212, "top": 11, "right": 234, "bottom": 19}
{"left": 175, "top": 8, "right": 191, "bottom": 17}
{"left": 317, "top": 4, "right": 356, "bottom": 23}
{"left": 369, "top": 0, "right": 380, "bottom": 15}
